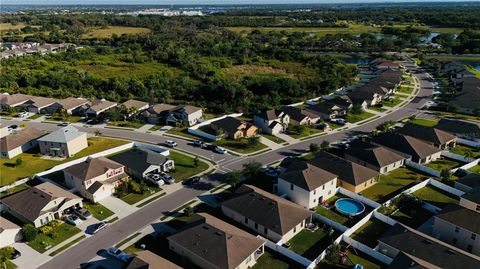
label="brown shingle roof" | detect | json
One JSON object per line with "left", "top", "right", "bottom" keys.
{"left": 435, "top": 118, "right": 480, "bottom": 138}
{"left": 87, "top": 99, "right": 117, "bottom": 113}
{"left": 144, "top": 104, "right": 176, "bottom": 115}
{"left": 27, "top": 96, "right": 57, "bottom": 108}
{"left": 345, "top": 140, "right": 406, "bottom": 169}
{"left": 125, "top": 250, "right": 182, "bottom": 269}
{"left": 0, "top": 93, "right": 33, "bottom": 106}
{"left": 435, "top": 204, "right": 480, "bottom": 234}
{"left": 122, "top": 100, "right": 149, "bottom": 110}
{"left": 0, "top": 216, "right": 20, "bottom": 231}
{"left": 211, "top": 117, "right": 245, "bottom": 134}
{"left": 59, "top": 97, "right": 89, "bottom": 110}
{"left": 255, "top": 109, "right": 283, "bottom": 121}
{"left": 63, "top": 156, "right": 124, "bottom": 181}
{"left": 398, "top": 123, "right": 456, "bottom": 146}
{"left": 456, "top": 174, "right": 480, "bottom": 190}
{"left": 280, "top": 159, "right": 337, "bottom": 191}
{"left": 221, "top": 185, "right": 312, "bottom": 235}
{"left": 0, "top": 128, "right": 47, "bottom": 152}
{"left": 373, "top": 133, "right": 442, "bottom": 160}
{"left": 174, "top": 105, "right": 202, "bottom": 115}
{"left": 168, "top": 213, "right": 264, "bottom": 269}
{"left": 1, "top": 182, "right": 80, "bottom": 222}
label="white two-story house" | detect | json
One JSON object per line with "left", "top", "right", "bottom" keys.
{"left": 253, "top": 109, "right": 290, "bottom": 135}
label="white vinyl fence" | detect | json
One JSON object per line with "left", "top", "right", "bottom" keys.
{"left": 405, "top": 160, "right": 440, "bottom": 177}
{"left": 343, "top": 236, "right": 393, "bottom": 265}
{"left": 262, "top": 237, "right": 312, "bottom": 267}
{"left": 457, "top": 138, "right": 480, "bottom": 148}
{"left": 313, "top": 213, "right": 348, "bottom": 233}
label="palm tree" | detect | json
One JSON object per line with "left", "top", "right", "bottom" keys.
{"left": 225, "top": 171, "right": 242, "bottom": 188}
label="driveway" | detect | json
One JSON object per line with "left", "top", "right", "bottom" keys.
{"left": 12, "top": 242, "right": 50, "bottom": 269}
{"left": 100, "top": 196, "right": 137, "bottom": 219}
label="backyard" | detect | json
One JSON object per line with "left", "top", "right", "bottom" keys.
{"left": 346, "top": 111, "right": 375, "bottom": 123}
{"left": 390, "top": 203, "right": 435, "bottom": 228}
{"left": 288, "top": 226, "right": 340, "bottom": 260}
{"left": 469, "top": 165, "right": 480, "bottom": 174}
{"left": 0, "top": 137, "right": 128, "bottom": 186}
{"left": 350, "top": 218, "right": 392, "bottom": 248}
{"left": 28, "top": 223, "right": 81, "bottom": 253}
{"left": 316, "top": 194, "right": 349, "bottom": 225}
{"left": 450, "top": 145, "right": 480, "bottom": 159}
{"left": 359, "top": 168, "right": 429, "bottom": 203}
{"left": 411, "top": 185, "right": 459, "bottom": 208}
{"left": 424, "top": 158, "right": 463, "bottom": 171}
{"left": 253, "top": 249, "right": 305, "bottom": 269}
{"left": 320, "top": 244, "right": 387, "bottom": 269}
{"left": 214, "top": 137, "right": 268, "bottom": 154}
{"left": 168, "top": 151, "right": 209, "bottom": 181}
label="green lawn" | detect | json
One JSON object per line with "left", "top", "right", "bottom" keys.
{"left": 320, "top": 248, "right": 387, "bottom": 269}
{"left": 214, "top": 138, "right": 268, "bottom": 154}
{"left": 382, "top": 97, "right": 403, "bottom": 107}
{"left": 286, "top": 125, "right": 324, "bottom": 139}
{"left": 351, "top": 218, "right": 391, "bottom": 248}
{"left": 260, "top": 133, "right": 286, "bottom": 144}
{"left": 83, "top": 201, "right": 114, "bottom": 221}
{"left": 27, "top": 113, "right": 43, "bottom": 119}
{"left": 424, "top": 158, "right": 463, "bottom": 171}
{"left": 450, "top": 145, "right": 480, "bottom": 159}
{"left": 166, "top": 127, "right": 207, "bottom": 140}
{"left": 346, "top": 111, "right": 375, "bottom": 123}
{"left": 28, "top": 224, "right": 81, "bottom": 253}
{"left": 107, "top": 121, "right": 144, "bottom": 129}
{"left": 399, "top": 86, "right": 414, "bottom": 94}
{"left": 288, "top": 228, "right": 339, "bottom": 259}
{"left": 469, "top": 165, "right": 480, "bottom": 174}
{"left": 412, "top": 185, "right": 459, "bottom": 208}
{"left": 168, "top": 151, "right": 209, "bottom": 181}
{"left": 0, "top": 260, "right": 17, "bottom": 269}
{"left": 148, "top": 125, "right": 163, "bottom": 132}
{"left": 0, "top": 137, "right": 128, "bottom": 186}
{"left": 367, "top": 105, "right": 387, "bottom": 112}
{"left": 316, "top": 194, "right": 350, "bottom": 225}
{"left": 408, "top": 118, "right": 438, "bottom": 127}
{"left": 252, "top": 249, "right": 304, "bottom": 269}
{"left": 50, "top": 115, "right": 84, "bottom": 123}
{"left": 390, "top": 203, "right": 435, "bottom": 229}
{"left": 119, "top": 186, "right": 162, "bottom": 205}
{"left": 0, "top": 183, "right": 30, "bottom": 198}
{"left": 360, "top": 168, "right": 428, "bottom": 203}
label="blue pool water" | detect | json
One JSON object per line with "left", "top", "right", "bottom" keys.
{"left": 335, "top": 198, "right": 365, "bottom": 216}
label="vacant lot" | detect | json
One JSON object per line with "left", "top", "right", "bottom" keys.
{"left": 83, "top": 26, "right": 151, "bottom": 38}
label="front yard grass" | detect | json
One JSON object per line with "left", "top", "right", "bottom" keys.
{"left": 286, "top": 125, "right": 323, "bottom": 139}
{"left": 382, "top": 97, "right": 403, "bottom": 107}
{"left": 168, "top": 151, "right": 209, "bottom": 181}
{"left": 148, "top": 125, "right": 163, "bottom": 132}
{"left": 214, "top": 138, "right": 268, "bottom": 154}
{"left": 50, "top": 115, "right": 84, "bottom": 123}
{"left": 399, "top": 86, "right": 414, "bottom": 94}
{"left": 288, "top": 227, "right": 340, "bottom": 260}
{"left": 0, "top": 137, "right": 128, "bottom": 186}
{"left": 83, "top": 201, "right": 114, "bottom": 221}
{"left": 367, "top": 105, "right": 387, "bottom": 112}
{"left": 412, "top": 185, "right": 459, "bottom": 208}
{"left": 350, "top": 218, "right": 391, "bottom": 248}
{"left": 27, "top": 113, "right": 43, "bottom": 120}
{"left": 28, "top": 223, "right": 81, "bottom": 253}
{"left": 346, "top": 111, "right": 375, "bottom": 123}
{"left": 469, "top": 165, "right": 480, "bottom": 174}
{"left": 119, "top": 186, "right": 162, "bottom": 205}
{"left": 360, "top": 167, "right": 428, "bottom": 203}
{"left": 408, "top": 118, "right": 438, "bottom": 127}
{"left": 260, "top": 133, "right": 286, "bottom": 144}
{"left": 424, "top": 158, "right": 463, "bottom": 171}
{"left": 107, "top": 121, "right": 144, "bottom": 129}
{"left": 450, "top": 145, "right": 480, "bottom": 159}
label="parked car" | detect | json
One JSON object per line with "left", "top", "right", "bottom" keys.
{"left": 65, "top": 215, "right": 82, "bottom": 226}
{"left": 192, "top": 140, "right": 205, "bottom": 147}
{"left": 214, "top": 146, "right": 227, "bottom": 154}
{"left": 184, "top": 176, "right": 201, "bottom": 185}
{"left": 18, "top": 112, "right": 29, "bottom": 118}
{"left": 59, "top": 122, "right": 70, "bottom": 126}
{"left": 92, "top": 222, "right": 108, "bottom": 234}
{"left": 164, "top": 140, "right": 178, "bottom": 147}
{"left": 74, "top": 208, "right": 92, "bottom": 220}
{"left": 145, "top": 174, "right": 165, "bottom": 187}
{"left": 11, "top": 249, "right": 21, "bottom": 260}
{"left": 202, "top": 143, "right": 216, "bottom": 150}
{"left": 264, "top": 167, "right": 280, "bottom": 177}
{"left": 330, "top": 118, "right": 346, "bottom": 125}
{"left": 106, "top": 247, "right": 132, "bottom": 262}
{"left": 160, "top": 172, "right": 175, "bottom": 184}
{"left": 8, "top": 124, "right": 18, "bottom": 130}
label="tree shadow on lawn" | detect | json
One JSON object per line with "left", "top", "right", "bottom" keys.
{"left": 301, "top": 231, "right": 340, "bottom": 260}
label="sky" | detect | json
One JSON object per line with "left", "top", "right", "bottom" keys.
{"left": 2, "top": 0, "right": 477, "bottom": 5}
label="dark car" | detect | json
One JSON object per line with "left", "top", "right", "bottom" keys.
{"left": 202, "top": 143, "right": 216, "bottom": 150}
{"left": 8, "top": 125, "right": 18, "bottom": 130}
{"left": 192, "top": 140, "right": 205, "bottom": 147}
{"left": 184, "top": 176, "right": 201, "bottom": 185}
{"left": 74, "top": 208, "right": 92, "bottom": 220}
{"left": 93, "top": 222, "right": 108, "bottom": 234}
{"left": 11, "top": 249, "right": 21, "bottom": 259}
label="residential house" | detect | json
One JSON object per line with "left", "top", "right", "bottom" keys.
{"left": 309, "top": 151, "right": 379, "bottom": 193}
{"left": 0, "top": 127, "right": 47, "bottom": 159}
{"left": 168, "top": 105, "right": 203, "bottom": 127}
{"left": 85, "top": 99, "right": 118, "bottom": 118}
{"left": 0, "top": 93, "right": 32, "bottom": 110}
{"left": 325, "top": 95, "right": 353, "bottom": 110}
{"left": 459, "top": 187, "right": 480, "bottom": 212}
{"left": 279, "top": 106, "right": 320, "bottom": 126}
{"left": 371, "top": 59, "right": 401, "bottom": 70}
{"left": 378, "top": 223, "right": 480, "bottom": 269}
{"left": 0, "top": 216, "right": 22, "bottom": 248}
{"left": 63, "top": 156, "right": 128, "bottom": 202}
{"left": 253, "top": 109, "right": 289, "bottom": 135}
{"left": 125, "top": 250, "right": 182, "bottom": 269}
{"left": 38, "top": 126, "right": 88, "bottom": 157}
{"left": 398, "top": 123, "right": 457, "bottom": 149}
{"left": 372, "top": 133, "right": 443, "bottom": 164}
{"left": 122, "top": 99, "right": 150, "bottom": 114}
{"left": 432, "top": 204, "right": 480, "bottom": 256}
{"left": 448, "top": 77, "right": 480, "bottom": 115}
{"left": 304, "top": 103, "right": 346, "bottom": 121}
{"left": 210, "top": 117, "right": 258, "bottom": 140}
{"left": 48, "top": 97, "right": 89, "bottom": 115}
{"left": 141, "top": 104, "right": 176, "bottom": 124}
{"left": 455, "top": 174, "right": 480, "bottom": 192}
{"left": 277, "top": 159, "right": 337, "bottom": 209}
{"left": 344, "top": 140, "right": 407, "bottom": 174}
{"left": 347, "top": 90, "right": 381, "bottom": 108}
{"left": 1, "top": 182, "right": 83, "bottom": 227}
{"left": 18, "top": 96, "right": 57, "bottom": 114}
{"left": 435, "top": 118, "right": 480, "bottom": 142}
{"left": 109, "top": 148, "right": 175, "bottom": 180}
{"left": 0, "top": 123, "right": 9, "bottom": 138}
{"left": 221, "top": 184, "right": 312, "bottom": 244}
{"left": 168, "top": 213, "right": 265, "bottom": 269}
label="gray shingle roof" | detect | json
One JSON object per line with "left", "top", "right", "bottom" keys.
{"left": 435, "top": 203, "right": 480, "bottom": 234}
{"left": 109, "top": 148, "right": 170, "bottom": 176}
{"left": 38, "top": 126, "right": 85, "bottom": 143}
{"left": 280, "top": 159, "right": 337, "bottom": 191}
{"left": 345, "top": 140, "right": 406, "bottom": 168}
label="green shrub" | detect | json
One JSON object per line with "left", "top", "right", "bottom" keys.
{"left": 0, "top": 246, "right": 14, "bottom": 261}
{"left": 22, "top": 224, "right": 38, "bottom": 241}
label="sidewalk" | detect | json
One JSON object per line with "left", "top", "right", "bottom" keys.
{"left": 259, "top": 136, "right": 283, "bottom": 150}
{"left": 276, "top": 133, "right": 299, "bottom": 144}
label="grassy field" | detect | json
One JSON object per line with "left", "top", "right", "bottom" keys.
{"left": 82, "top": 26, "right": 151, "bottom": 38}
{"left": 83, "top": 201, "right": 114, "bottom": 221}
{"left": 28, "top": 224, "right": 81, "bottom": 253}
{"left": 346, "top": 111, "right": 374, "bottom": 123}
{"left": 214, "top": 138, "right": 268, "bottom": 154}
{"left": 168, "top": 151, "right": 209, "bottom": 181}
{"left": 0, "top": 22, "right": 30, "bottom": 31}
{"left": 412, "top": 185, "right": 459, "bottom": 208}
{"left": 351, "top": 218, "right": 392, "bottom": 248}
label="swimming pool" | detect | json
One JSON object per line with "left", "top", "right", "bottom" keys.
{"left": 335, "top": 198, "right": 365, "bottom": 217}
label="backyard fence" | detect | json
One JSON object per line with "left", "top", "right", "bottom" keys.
{"left": 405, "top": 160, "right": 440, "bottom": 177}
{"left": 313, "top": 213, "right": 348, "bottom": 233}
{"left": 372, "top": 211, "right": 397, "bottom": 226}
{"left": 262, "top": 237, "right": 313, "bottom": 267}
{"left": 442, "top": 151, "right": 475, "bottom": 163}
{"left": 342, "top": 236, "right": 393, "bottom": 265}
{"left": 457, "top": 138, "right": 480, "bottom": 148}
{"left": 456, "top": 158, "right": 480, "bottom": 173}
{"left": 337, "top": 187, "right": 381, "bottom": 209}
{"left": 0, "top": 177, "right": 30, "bottom": 193}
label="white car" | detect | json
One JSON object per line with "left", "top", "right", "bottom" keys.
{"left": 331, "top": 118, "right": 346, "bottom": 125}
{"left": 64, "top": 215, "right": 82, "bottom": 226}
{"left": 18, "top": 112, "right": 29, "bottom": 118}
{"left": 214, "top": 146, "right": 227, "bottom": 154}
{"left": 164, "top": 140, "right": 177, "bottom": 147}
{"left": 106, "top": 247, "right": 132, "bottom": 262}
{"left": 160, "top": 172, "right": 175, "bottom": 184}
{"left": 145, "top": 174, "right": 165, "bottom": 187}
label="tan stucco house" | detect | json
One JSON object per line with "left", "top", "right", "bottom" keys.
{"left": 38, "top": 126, "right": 88, "bottom": 157}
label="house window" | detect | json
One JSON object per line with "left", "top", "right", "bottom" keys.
{"left": 331, "top": 181, "right": 334, "bottom": 185}
{"left": 314, "top": 199, "right": 316, "bottom": 203}
{"left": 365, "top": 182, "right": 367, "bottom": 187}
{"left": 244, "top": 217, "right": 248, "bottom": 224}
{"left": 290, "top": 184, "right": 294, "bottom": 191}
{"left": 328, "top": 191, "right": 331, "bottom": 195}
{"left": 467, "top": 245, "right": 473, "bottom": 253}
{"left": 255, "top": 223, "right": 258, "bottom": 229}
{"left": 452, "top": 238, "right": 458, "bottom": 245}
{"left": 455, "top": 227, "right": 460, "bottom": 233}
{"left": 293, "top": 227, "right": 296, "bottom": 233}
{"left": 472, "top": 233, "right": 476, "bottom": 240}
{"left": 322, "top": 185, "right": 325, "bottom": 190}
{"left": 314, "top": 190, "right": 316, "bottom": 195}
{"left": 264, "top": 228, "right": 268, "bottom": 235}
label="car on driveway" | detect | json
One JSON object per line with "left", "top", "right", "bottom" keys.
{"left": 65, "top": 215, "right": 82, "bottom": 226}
{"left": 92, "top": 221, "right": 108, "bottom": 234}
{"left": 164, "top": 140, "right": 177, "bottom": 147}
{"left": 264, "top": 167, "right": 280, "bottom": 177}
{"left": 74, "top": 207, "right": 92, "bottom": 220}
{"left": 8, "top": 124, "right": 18, "bottom": 130}
{"left": 11, "top": 248, "right": 21, "bottom": 259}
{"left": 330, "top": 118, "right": 346, "bottom": 125}
{"left": 145, "top": 174, "right": 165, "bottom": 187}
{"left": 160, "top": 172, "right": 175, "bottom": 184}
{"left": 106, "top": 247, "right": 132, "bottom": 262}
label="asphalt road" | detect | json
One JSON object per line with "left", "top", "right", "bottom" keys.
{"left": 2, "top": 60, "right": 433, "bottom": 269}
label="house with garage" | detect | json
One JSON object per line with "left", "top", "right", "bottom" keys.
{"left": 279, "top": 106, "right": 320, "bottom": 126}
{"left": 435, "top": 118, "right": 480, "bottom": 143}
{"left": 38, "top": 126, "right": 88, "bottom": 157}
{"left": 141, "top": 104, "right": 177, "bottom": 124}
{"left": 347, "top": 90, "right": 381, "bottom": 108}
{"left": 0, "top": 93, "right": 32, "bottom": 110}
{"left": 0, "top": 182, "right": 83, "bottom": 228}
{"left": 309, "top": 151, "right": 380, "bottom": 193}
{"left": 53, "top": 97, "right": 90, "bottom": 115}
{"left": 168, "top": 213, "right": 265, "bottom": 269}
{"left": 122, "top": 99, "right": 150, "bottom": 113}
{"left": 63, "top": 156, "right": 128, "bottom": 202}
{"left": 325, "top": 95, "right": 353, "bottom": 110}
{"left": 221, "top": 184, "right": 312, "bottom": 244}
{"left": 85, "top": 99, "right": 118, "bottom": 118}
{"left": 0, "top": 216, "right": 22, "bottom": 248}
{"left": 304, "top": 102, "right": 347, "bottom": 121}
{"left": 168, "top": 105, "right": 203, "bottom": 127}
{"left": 459, "top": 187, "right": 480, "bottom": 212}
{"left": 18, "top": 96, "right": 57, "bottom": 114}
{"left": 210, "top": 116, "right": 258, "bottom": 140}
{"left": 0, "top": 127, "right": 47, "bottom": 159}
{"left": 378, "top": 223, "right": 480, "bottom": 269}
{"left": 276, "top": 159, "right": 337, "bottom": 209}
{"left": 253, "top": 109, "right": 290, "bottom": 135}
{"left": 398, "top": 123, "right": 457, "bottom": 149}
{"left": 109, "top": 147, "right": 174, "bottom": 180}
{"left": 432, "top": 204, "right": 480, "bottom": 256}
{"left": 373, "top": 133, "right": 443, "bottom": 164}
{"left": 344, "top": 140, "right": 407, "bottom": 174}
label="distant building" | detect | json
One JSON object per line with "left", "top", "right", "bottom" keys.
{"left": 211, "top": 117, "right": 258, "bottom": 140}
{"left": 253, "top": 109, "right": 289, "bottom": 135}
{"left": 85, "top": 99, "right": 117, "bottom": 118}
{"left": 0, "top": 127, "right": 47, "bottom": 159}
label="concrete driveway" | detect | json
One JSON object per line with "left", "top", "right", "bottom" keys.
{"left": 12, "top": 242, "right": 50, "bottom": 269}
{"left": 100, "top": 196, "right": 137, "bottom": 219}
